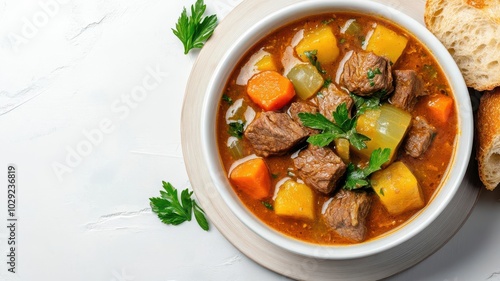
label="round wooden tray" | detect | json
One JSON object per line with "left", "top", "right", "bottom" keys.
{"left": 181, "top": 0, "right": 481, "bottom": 279}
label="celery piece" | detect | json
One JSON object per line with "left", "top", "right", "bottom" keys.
{"left": 287, "top": 64, "right": 324, "bottom": 100}
{"left": 354, "top": 104, "right": 411, "bottom": 163}
{"left": 227, "top": 137, "right": 244, "bottom": 159}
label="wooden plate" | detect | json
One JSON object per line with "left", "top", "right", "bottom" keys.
{"left": 181, "top": 0, "right": 480, "bottom": 279}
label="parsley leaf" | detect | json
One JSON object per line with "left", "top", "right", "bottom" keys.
{"left": 172, "top": 0, "right": 218, "bottom": 54}
{"left": 222, "top": 94, "right": 233, "bottom": 105}
{"left": 344, "top": 148, "right": 391, "bottom": 190}
{"left": 228, "top": 120, "right": 245, "bottom": 139}
{"left": 367, "top": 68, "right": 382, "bottom": 87}
{"left": 304, "top": 50, "right": 326, "bottom": 74}
{"left": 323, "top": 77, "right": 332, "bottom": 88}
{"left": 193, "top": 201, "right": 209, "bottom": 231}
{"left": 298, "top": 103, "right": 370, "bottom": 150}
{"left": 261, "top": 201, "right": 274, "bottom": 210}
{"left": 350, "top": 92, "right": 384, "bottom": 115}
{"left": 149, "top": 181, "right": 209, "bottom": 231}
{"left": 322, "top": 18, "right": 335, "bottom": 25}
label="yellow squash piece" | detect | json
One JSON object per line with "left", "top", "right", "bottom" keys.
{"left": 274, "top": 180, "right": 315, "bottom": 220}
{"left": 255, "top": 54, "right": 277, "bottom": 72}
{"left": 371, "top": 161, "right": 425, "bottom": 216}
{"left": 295, "top": 26, "right": 340, "bottom": 65}
{"left": 365, "top": 24, "right": 408, "bottom": 63}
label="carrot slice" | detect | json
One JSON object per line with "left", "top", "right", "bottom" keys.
{"left": 426, "top": 94, "right": 453, "bottom": 124}
{"left": 229, "top": 158, "right": 271, "bottom": 200}
{"left": 247, "top": 70, "right": 295, "bottom": 111}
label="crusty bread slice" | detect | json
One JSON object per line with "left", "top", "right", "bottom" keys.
{"left": 477, "top": 88, "right": 500, "bottom": 190}
{"left": 425, "top": 0, "right": 500, "bottom": 91}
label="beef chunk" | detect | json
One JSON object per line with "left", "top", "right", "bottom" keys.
{"left": 404, "top": 116, "right": 436, "bottom": 157}
{"left": 293, "top": 145, "right": 346, "bottom": 194}
{"left": 341, "top": 51, "right": 394, "bottom": 96}
{"left": 288, "top": 101, "right": 318, "bottom": 135}
{"left": 324, "top": 189, "right": 372, "bottom": 242}
{"left": 245, "top": 111, "right": 308, "bottom": 157}
{"left": 389, "top": 70, "right": 425, "bottom": 111}
{"left": 316, "top": 84, "right": 353, "bottom": 121}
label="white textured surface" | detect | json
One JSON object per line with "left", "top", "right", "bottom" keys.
{"left": 0, "top": 0, "right": 498, "bottom": 280}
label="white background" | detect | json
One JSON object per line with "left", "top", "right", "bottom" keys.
{"left": 0, "top": 0, "right": 499, "bottom": 280}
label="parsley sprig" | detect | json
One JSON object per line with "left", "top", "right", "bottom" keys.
{"left": 298, "top": 103, "right": 370, "bottom": 150}
{"left": 304, "top": 50, "right": 326, "bottom": 74}
{"left": 172, "top": 0, "right": 218, "bottom": 54}
{"left": 344, "top": 148, "right": 391, "bottom": 190}
{"left": 150, "top": 181, "right": 209, "bottom": 231}
{"left": 350, "top": 91, "right": 385, "bottom": 115}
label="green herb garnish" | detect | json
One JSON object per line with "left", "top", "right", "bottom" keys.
{"left": 367, "top": 68, "right": 382, "bottom": 87}
{"left": 150, "top": 181, "right": 209, "bottom": 231}
{"left": 304, "top": 50, "right": 326, "bottom": 74}
{"left": 322, "top": 18, "right": 335, "bottom": 25}
{"left": 344, "top": 148, "right": 391, "bottom": 190}
{"left": 261, "top": 201, "right": 274, "bottom": 210}
{"left": 339, "top": 38, "right": 346, "bottom": 44}
{"left": 323, "top": 77, "right": 332, "bottom": 88}
{"left": 298, "top": 103, "right": 370, "bottom": 150}
{"left": 172, "top": 0, "right": 218, "bottom": 54}
{"left": 222, "top": 94, "right": 233, "bottom": 105}
{"left": 228, "top": 120, "right": 245, "bottom": 139}
{"left": 350, "top": 90, "right": 385, "bottom": 114}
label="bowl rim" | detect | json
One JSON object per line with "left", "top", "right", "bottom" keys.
{"left": 200, "top": 0, "right": 473, "bottom": 259}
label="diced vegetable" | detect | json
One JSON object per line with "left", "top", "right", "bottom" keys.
{"left": 274, "top": 180, "right": 315, "bottom": 220}
{"left": 371, "top": 161, "right": 425, "bottom": 215}
{"left": 295, "top": 26, "right": 340, "bottom": 65}
{"left": 227, "top": 137, "right": 244, "bottom": 159}
{"left": 345, "top": 20, "right": 362, "bottom": 36}
{"left": 334, "top": 138, "right": 350, "bottom": 163}
{"left": 230, "top": 158, "right": 271, "bottom": 200}
{"left": 355, "top": 104, "right": 411, "bottom": 163}
{"left": 287, "top": 64, "right": 324, "bottom": 100}
{"left": 365, "top": 24, "right": 408, "bottom": 63}
{"left": 247, "top": 71, "right": 296, "bottom": 111}
{"left": 425, "top": 94, "right": 453, "bottom": 124}
{"left": 255, "top": 54, "right": 277, "bottom": 72}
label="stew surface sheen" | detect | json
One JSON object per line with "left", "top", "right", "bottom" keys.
{"left": 216, "top": 12, "right": 457, "bottom": 245}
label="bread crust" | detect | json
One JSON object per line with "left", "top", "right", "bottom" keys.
{"left": 425, "top": 0, "right": 500, "bottom": 91}
{"left": 476, "top": 88, "right": 500, "bottom": 190}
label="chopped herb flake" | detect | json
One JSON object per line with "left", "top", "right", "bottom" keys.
{"left": 228, "top": 120, "right": 245, "bottom": 139}
{"left": 323, "top": 77, "right": 332, "bottom": 88}
{"left": 304, "top": 50, "right": 327, "bottom": 74}
{"left": 222, "top": 94, "right": 233, "bottom": 105}
{"left": 262, "top": 201, "right": 274, "bottom": 210}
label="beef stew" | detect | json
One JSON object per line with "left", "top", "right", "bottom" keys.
{"left": 216, "top": 12, "right": 457, "bottom": 244}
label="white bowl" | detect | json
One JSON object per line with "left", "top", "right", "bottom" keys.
{"left": 200, "top": 0, "right": 473, "bottom": 259}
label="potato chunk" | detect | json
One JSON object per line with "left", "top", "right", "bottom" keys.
{"left": 255, "top": 55, "right": 277, "bottom": 72}
{"left": 365, "top": 24, "right": 408, "bottom": 63}
{"left": 295, "top": 26, "right": 339, "bottom": 65}
{"left": 371, "top": 161, "right": 425, "bottom": 215}
{"left": 274, "top": 180, "right": 315, "bottom": 220}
